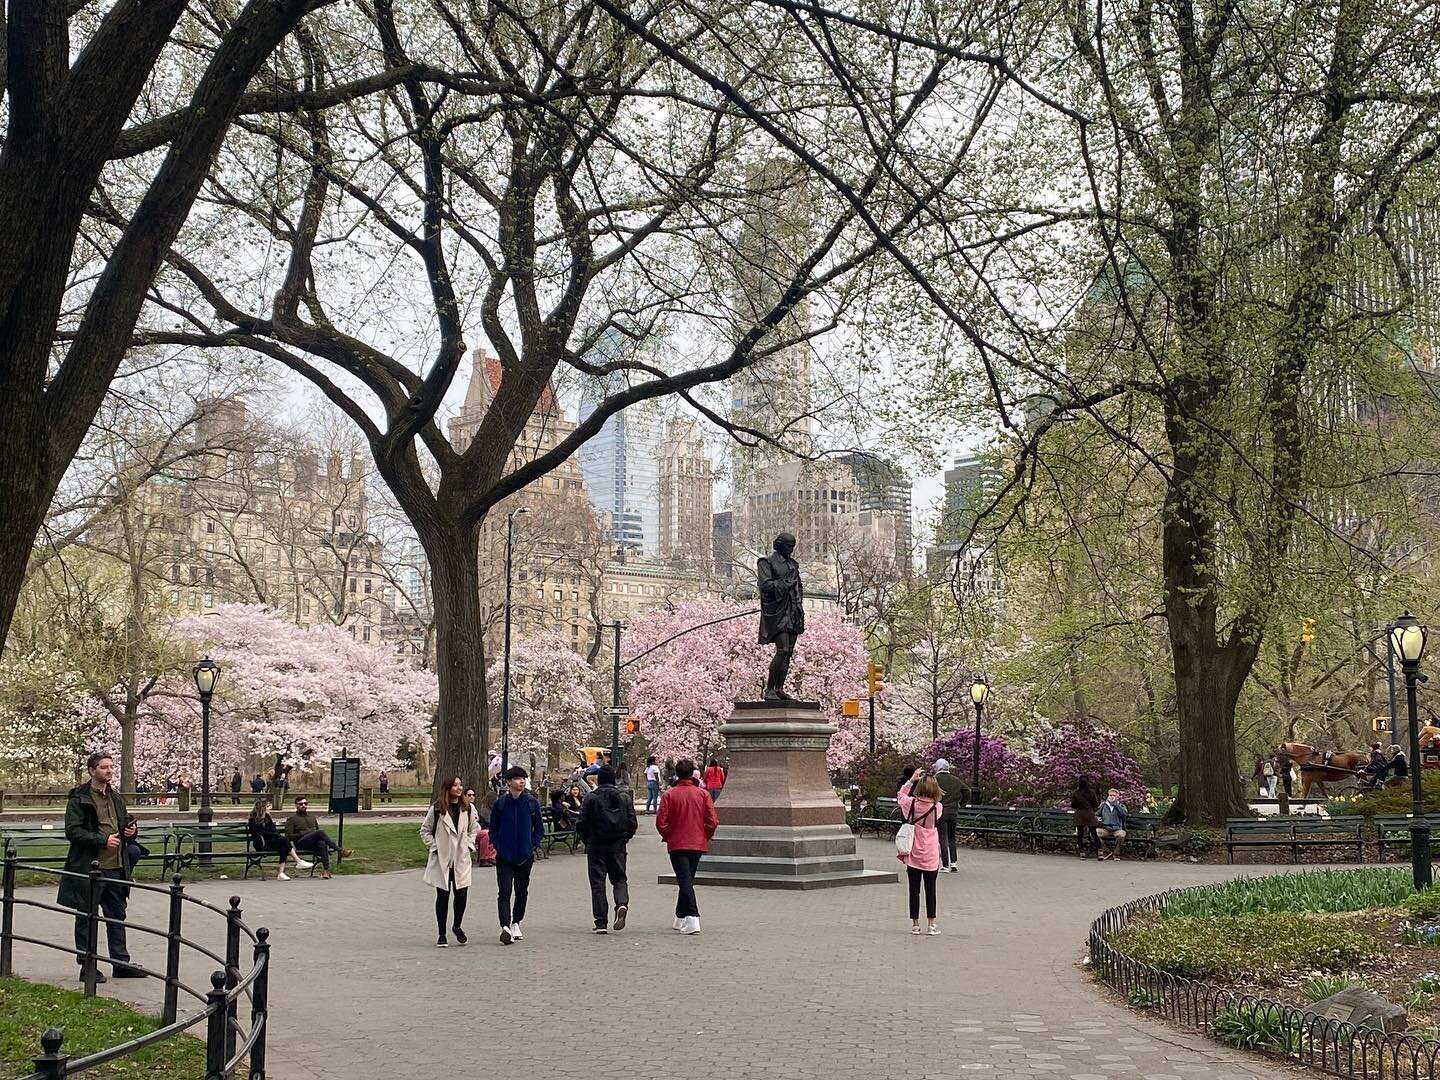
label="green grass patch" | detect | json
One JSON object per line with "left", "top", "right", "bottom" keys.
{"left": 7, "top": 822, "right": 430, "bottom": 887}
{"left": 0, "top": 976, "right": 207, "bottom": 1078}
{"left": 1111, "top": 912, "right": 1381, "bottom": 980}
{"left": 1162, "top": 869, "right": 1413, "bottom": 918}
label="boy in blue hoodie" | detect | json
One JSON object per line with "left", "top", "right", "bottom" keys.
{"left": 490, "top": 766, "right": 544, "bottom": 944}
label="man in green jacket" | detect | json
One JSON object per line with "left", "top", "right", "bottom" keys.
{"left": 59, "top": 752, "right": 143, "bottom": 981}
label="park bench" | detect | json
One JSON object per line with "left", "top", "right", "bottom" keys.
{"left": 1, "top": 822, "right": 174, "bottom": 881}
{"left": 1225, "top": 816, "right": 1365, "bottom": 864}
{"left": 1372, "top": 814, "right": 1440, "bottom": 860}
{"left": 855, "top": 797, "right": 902, "bottom": 837}
{"left": 952, "top": 805, "right": 1031, "bottom": 846}
{"left": 1028, "top": 809, "right": 1078, "bottom": 851}
{"left": 163, "top": 823, "right": 285, "bottom": 879}
{"left": 537, "top": 808, "right": 580, "bottom": 857}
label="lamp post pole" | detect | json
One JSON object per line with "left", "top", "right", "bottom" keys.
{"left": 610, "top": 619, "right": 623, "bottom": 772}
{"left": 1393, "top": 612, "right": 1431, "bottom": 890}
{"left": 501, "top": 507, "right": 530, "bottom": 774}
{"left": 192, "top": 658, "right": 220, "bottom": 866}
{"left": 969, "top": 679, "right": 989, "bottom": 807}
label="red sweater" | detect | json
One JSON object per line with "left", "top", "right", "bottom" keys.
{"left": 656, "top": 778, "right": 718, "bottom": 852}
{"left": 704, "top": 765, "right": 726, "bottom": 790}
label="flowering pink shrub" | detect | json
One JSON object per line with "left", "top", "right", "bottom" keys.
{"left": 1027, "top": 720, "right": 1147, "bottom": 806}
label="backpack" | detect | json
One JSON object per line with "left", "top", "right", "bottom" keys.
{"left": 588, "top": 788, "right": 633, "bottom": 844}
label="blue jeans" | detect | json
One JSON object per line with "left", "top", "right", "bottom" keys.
{"left": 708, "top": 788, "right": 721, "bottom": 802}
{"left": 645, "top": 780, "right": 660, "bottom": 813}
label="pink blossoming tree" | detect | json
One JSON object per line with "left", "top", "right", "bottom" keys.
{"left": 485, "top": 632, "right": 600, "bottom": 762}
{"left": 623, "top": 599, "right": 869, "bottom": 766}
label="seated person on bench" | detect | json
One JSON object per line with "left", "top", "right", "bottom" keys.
{"left": 283, "top": 797, "right": 352, "bottom": 879}
{"left": 1096, "top": 789, "right": 1128, "bottom": 860}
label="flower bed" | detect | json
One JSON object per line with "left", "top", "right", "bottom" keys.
{"left": 1091, "top": 870, "right": 1440, "bottom": 1078}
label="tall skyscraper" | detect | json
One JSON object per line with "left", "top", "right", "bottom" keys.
{"left": 728, "top": 159, "right": 815, "bottom": 497}
{"left": 656, "top": 417, "right": 714, "bottom": 568}
{"left": 576, "top": 354, "right": 663, "bottom": 558}
{"left": 942, "top": 452, "right": 1002, "bottom": 543}
{"left": 836, "top": 451, "right": 912, "bottom": 563}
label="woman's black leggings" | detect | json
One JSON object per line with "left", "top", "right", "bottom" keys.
{"left": 907, "top": 867, "right": 938, "bottom": 920}
{"left": 1076, "top": 825, "right": 1098, "bottom": 854}
{"left": 435, "top": 869, "right": 468, "bottom": 935}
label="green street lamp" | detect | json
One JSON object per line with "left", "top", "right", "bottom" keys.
{"left": 1391, "top": 612, "right": 1430, "bottom": 890}
{"left": 969, "top": 679, "right": 990, "bottom": 806}
{"left": 192, "top": 657, "right": 221, "bottom": 863}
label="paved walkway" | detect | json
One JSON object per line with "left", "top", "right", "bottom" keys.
{"left": 5, "top": 823, "right": 1294, "bottom": 1080}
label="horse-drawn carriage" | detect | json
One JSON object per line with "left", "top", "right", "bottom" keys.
{"left": 1278, "top": 726, "right": 1440, "bottom": 798}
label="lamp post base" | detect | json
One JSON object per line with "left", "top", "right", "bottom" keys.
{"left": 197, "top": 804, "right": 214, "bottom": 867}
{"left": 1413, "top": 823, "right": 1433, "bottom": 891}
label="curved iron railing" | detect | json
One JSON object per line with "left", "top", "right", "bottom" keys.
{"left": 1, "top": 851, "right": 270, "bottom": 1079}
{"left": 1088, "top": 877, "right": 1440, "bottom": 1079}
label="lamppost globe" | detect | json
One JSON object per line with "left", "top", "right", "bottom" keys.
{"left": 970, "top": 680, "right": 989, "bottom": 707}
{"left": 192, "top": 656, "right": 220, "bottom": 698}
{"left": 1392, "top": 611, "right": 1428, "bottom": 665}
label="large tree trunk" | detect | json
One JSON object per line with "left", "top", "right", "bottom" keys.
{"left": 426, "top": 523, "right": 489, "bottom": 793}
{"left": 1167, "top": 614, "right": 1253, "bottom": 824}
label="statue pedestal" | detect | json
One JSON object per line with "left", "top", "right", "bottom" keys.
{"left": 659, "top": 700, "right": 897, "bottom": 890}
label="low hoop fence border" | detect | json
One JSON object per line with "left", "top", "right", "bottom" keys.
{"left": 1089, "top": 876, "right": 1440, "bottom": 1080}
{"left": 1, "top": 850, "right": 271, "bottom": 1080}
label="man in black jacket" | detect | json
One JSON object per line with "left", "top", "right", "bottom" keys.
{"left": 58, "top": 752, "right": 143, "bottom": 982}
{"left": 577, "top": 766, "right": 638, "bottom": 934}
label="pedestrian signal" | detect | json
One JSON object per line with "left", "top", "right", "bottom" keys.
{"left": 622, "top": 716, "right": 640, "bottom": 736}
{"left": 841, "top": 698, "right": 861, "bottom": 717}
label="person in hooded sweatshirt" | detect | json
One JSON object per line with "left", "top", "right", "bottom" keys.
{"left": 897, "top": 766, "right": 943, "bottom": 936}
{"left": 576, "top": 765, "right": 638, "bottom": 933}
{"left": 489, "top": 766, "right": 544, "bottom": 945}
{"left": 655, "top": 758, "right": 718, "bottom": 935}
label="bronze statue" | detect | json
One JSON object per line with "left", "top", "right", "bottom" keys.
{"left": 757, "top": 532, "right": 805, "bottom": 700}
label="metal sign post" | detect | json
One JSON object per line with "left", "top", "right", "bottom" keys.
{"left": 328, "top": 750, "right": 361, "bottom": 865}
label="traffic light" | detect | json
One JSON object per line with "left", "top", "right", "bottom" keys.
{"left": 622, "top": 716, "right": 640, "bottom": 737}
{"left": 866, "top": 661, "right": 885, "bottom": 696}
{"left": 1301, "top": 618, "right": 1315, "bottom": 644}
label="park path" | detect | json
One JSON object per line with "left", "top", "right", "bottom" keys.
{"left": 6, "top": 823, "right": 1295, "bottom": 1080}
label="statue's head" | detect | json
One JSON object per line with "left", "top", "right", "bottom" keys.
{"left": 773, "top": 532, "right": 796, "bottom": 557}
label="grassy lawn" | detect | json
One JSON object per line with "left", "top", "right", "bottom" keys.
{"left": 0, "top": 977, "right": 207, "bottom": 1079}
{"left": 6, "top": 822, "right": 429, "bottom": 888}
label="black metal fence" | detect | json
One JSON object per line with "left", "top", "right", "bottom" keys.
{"left": 1, "top": 850, "right": 270, "bottom": 1079}
{"left": 1088, "top": 883, "right": 1440, "bottom": 1079}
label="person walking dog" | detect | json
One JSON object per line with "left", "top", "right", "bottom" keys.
{"left": 577, "top": 766, "right": 638, "bottom": 933}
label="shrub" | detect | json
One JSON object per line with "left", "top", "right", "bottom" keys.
{"left": 1403, "top": 887, "right": 1440, "bottom": 920}
{"left": 1127, "top": 986, "right": 1165, "bottom": 1008}
{"left": 920, "top": 729, "right": 1026, "bottom": 801}
{"left": 1211, "top": 1005, "right": 1307, "bottom": 1055}
{"left": 1112, "top": 912, "right": 1381, "bottom": 980}
{"left": 1174, "top": 827, "right": 1221, "bottom": 854}
{"left": 1026, "top": 720, "right": 1148, "bottom": 806}
{"left": 1301, "top": 975, "right": 1364, "bottom": 1002}
{"left": 1163, "top": 869, "right": 1412, "bottom": 918}
{"left": 1329, "top": 773, "right": 1440, "bottom": 818}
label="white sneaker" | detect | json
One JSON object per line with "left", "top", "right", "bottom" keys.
{"left": 294, "top": 859, "right": 313, "bottom": 870}
{"left": 680, "top": 916, "right": 701, "bottom": 935}
{"left": 510, "top": 923, "right": 523, "bottom": 940}
{"left": 276, "top": 871, "right": 290, "bottom": 881}
{"left": 673, "top": 916, "right": 684, "bottom": 931}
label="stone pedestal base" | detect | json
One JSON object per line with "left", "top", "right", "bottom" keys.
{"left": 658, "top": 700, "right": 896, "bottom": 890}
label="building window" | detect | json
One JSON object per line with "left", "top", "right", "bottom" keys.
{"left": 349, "top": 579, "right": 357, "bottom": 594}
{"left": 364, "top": 580, "right": 372, "bottom": 594}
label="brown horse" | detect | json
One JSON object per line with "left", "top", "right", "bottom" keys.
{"left": 1277, "top": 742, "right": 1366, "bottom": 799}
{"left": 1421, "top": 725, "right": 1440, "bottom": 750}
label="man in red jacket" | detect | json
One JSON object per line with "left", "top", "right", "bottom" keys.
{"left": 656, "top": 759, "right": 718, "bottom": 935}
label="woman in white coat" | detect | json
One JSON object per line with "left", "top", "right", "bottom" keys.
{"left": 421, "top": 776, "right": 478, "bottom": 947}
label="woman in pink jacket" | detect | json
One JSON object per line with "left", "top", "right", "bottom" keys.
{"left": 897, "top": 767, "right": 944, "bottom": 935}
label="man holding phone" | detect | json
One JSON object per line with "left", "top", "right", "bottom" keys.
{"left": 59, "top": 752, "right": 143, "bottom": 981}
